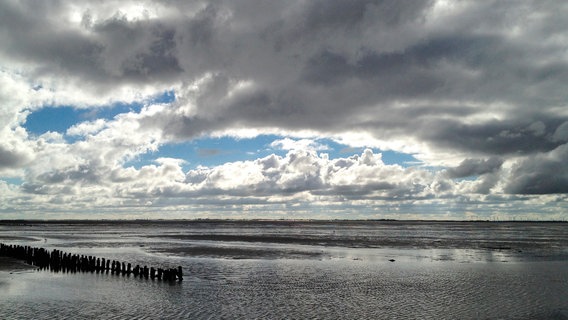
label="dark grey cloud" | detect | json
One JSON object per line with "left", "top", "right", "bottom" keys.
{"left": 0, "top": 1, "right": 105, "bottom": 80}
{"left": 0, "top": 1, "right": 185, "bottom": 89}
{"left": 505, "top": 144, "right": 568, "bottom": 194}
{"left": 21, "top": 162, "right": 108, "bottom": 195}
{"left": 274, "top": 0, "right": 433, "bottom": 48}
{"left": 95, "top": 17, "right": 182, "bottom": 80}
{"left": 301, "top": 35, "right": 502, "bottom": 87}
{"left": 307, "top": 0, "right": 431, "bottom": 28}
{"left": 3, "top": 0, "right": 566, "bottom": 117}
{"left": 445, "top": 157, "right": 503, "bottom": 179}
{"left": 0, "top": 146, "right": 30, "bottom": 168}
{"left": 421, "top": 117, "right": 568, "bottom": 156}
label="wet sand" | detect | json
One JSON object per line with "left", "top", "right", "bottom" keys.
{"left": 0, "top": 257, "right": 36, "bottom": 292}
{"left": 0, "top": 220, "right": 566, "bottom": 319}
{"left": 1, "top": 252, "right": 567, "bottom": 319}
{"left": 0, "top": 257, "right": 36, "bottom": 272}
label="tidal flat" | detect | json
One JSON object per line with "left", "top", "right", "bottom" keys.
{"left": 1, "top": 220, "right": 567, "bottom": 319}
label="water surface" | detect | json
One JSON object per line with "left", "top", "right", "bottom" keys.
{"left": 1, "top": 221, "right": 567, "bottom": 319}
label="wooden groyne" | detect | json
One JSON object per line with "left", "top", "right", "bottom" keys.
{"left": 0, "top": 243, "right": 182, "bottom": 282}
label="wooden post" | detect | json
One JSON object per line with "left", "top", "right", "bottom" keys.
{"left": 177, "top": 266, "right": 183, "bottom": 281}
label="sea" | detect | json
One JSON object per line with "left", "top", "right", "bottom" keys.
{"left": 0, "top": 220, "right": 567, "bottom": 319}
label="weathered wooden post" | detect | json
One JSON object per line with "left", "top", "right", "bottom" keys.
{"left": 178, "top": 266, "right": 183, "bottom": 281}
{"left": 89, "top": 256, "right": 94, "bottom": 272}
{"left": 0, "top": 243, "right": 187, "bottom": 284}
{"left": 142, "top": 266, "right": 149, "bottom": 278}
{"left": 162, "top": 268, "right": 169, "bottom": 281}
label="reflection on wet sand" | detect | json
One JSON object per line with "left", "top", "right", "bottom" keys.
{"left": 0, "top": 220, "right": 566, "bottom": 319}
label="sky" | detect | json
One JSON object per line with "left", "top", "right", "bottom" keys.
{"left": 1, "top": 0, "right": 567, "bottom": 220}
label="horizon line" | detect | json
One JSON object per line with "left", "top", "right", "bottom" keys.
{"left": 0, "top": 218, "right": 566, "bottom": 223}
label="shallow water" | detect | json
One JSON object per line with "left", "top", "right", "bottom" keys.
{"left": 1, "top": 221, "right": 567, "bottom": 319}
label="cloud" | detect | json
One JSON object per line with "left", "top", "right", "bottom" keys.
{"left": 1, "top": 0, "right": 568, "bottom": 218}
{"left": 504, "top": 144, "right": 568, "bottom": 194}
{"left": 270, "top": 138, "right": 330, "bottom": 152}
{"left": 445, "top": 157, "right": 503, "bottom": 179}
{"left": 0, "top": 128, "right": 35, "bottom": 170}
{"left": 66, "top": 119, "right": 108, "bottom": 136}
{"left": 3, "top": 1, "right": 567, "bottom": 138}
{"left": 552, "top": 121, "right": 568, "bottom": 142}
{"left": 421, "top": 118, "right": 568, "bottom": 157}
{"left": 108, "top": 149, "right": 446, "bottom": 201}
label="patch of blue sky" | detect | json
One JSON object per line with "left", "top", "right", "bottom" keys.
{"left": 127, "top": 135, "right": 282, "bottom": 171}
{"left": 2, "top": 177, "right": 23, "bottom": 185}
{"left": 151, "top": 90, "right": 176, "bottom": 104}
{"left": 379, "top": 151, "right": 420, "bottom": 167}
{"left": 126, "top": 134, "right": 421, "bottom": 171}
{"left": 24, "top": 106, "right": 83, "bottom": 136}
{"left": 24, "top": 90, "right": 175, "bottom": 138}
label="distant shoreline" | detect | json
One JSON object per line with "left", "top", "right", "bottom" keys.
{"left": 1, "top": 219, "right": 566, "bottom": 224}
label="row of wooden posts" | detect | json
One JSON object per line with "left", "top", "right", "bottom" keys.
{"left": 0, "top": 243, "right": 182, "bottom": 281}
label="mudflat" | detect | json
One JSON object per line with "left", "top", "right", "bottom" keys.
{"left": 0, "top": 220, "right": 567, "bottom": 319}
{"left": 0, "top": 257, "right": 35, "bottom": 272}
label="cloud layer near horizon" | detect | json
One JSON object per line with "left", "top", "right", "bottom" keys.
{"left": 1, "top": 0, "right": 567, "bottom": 219}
